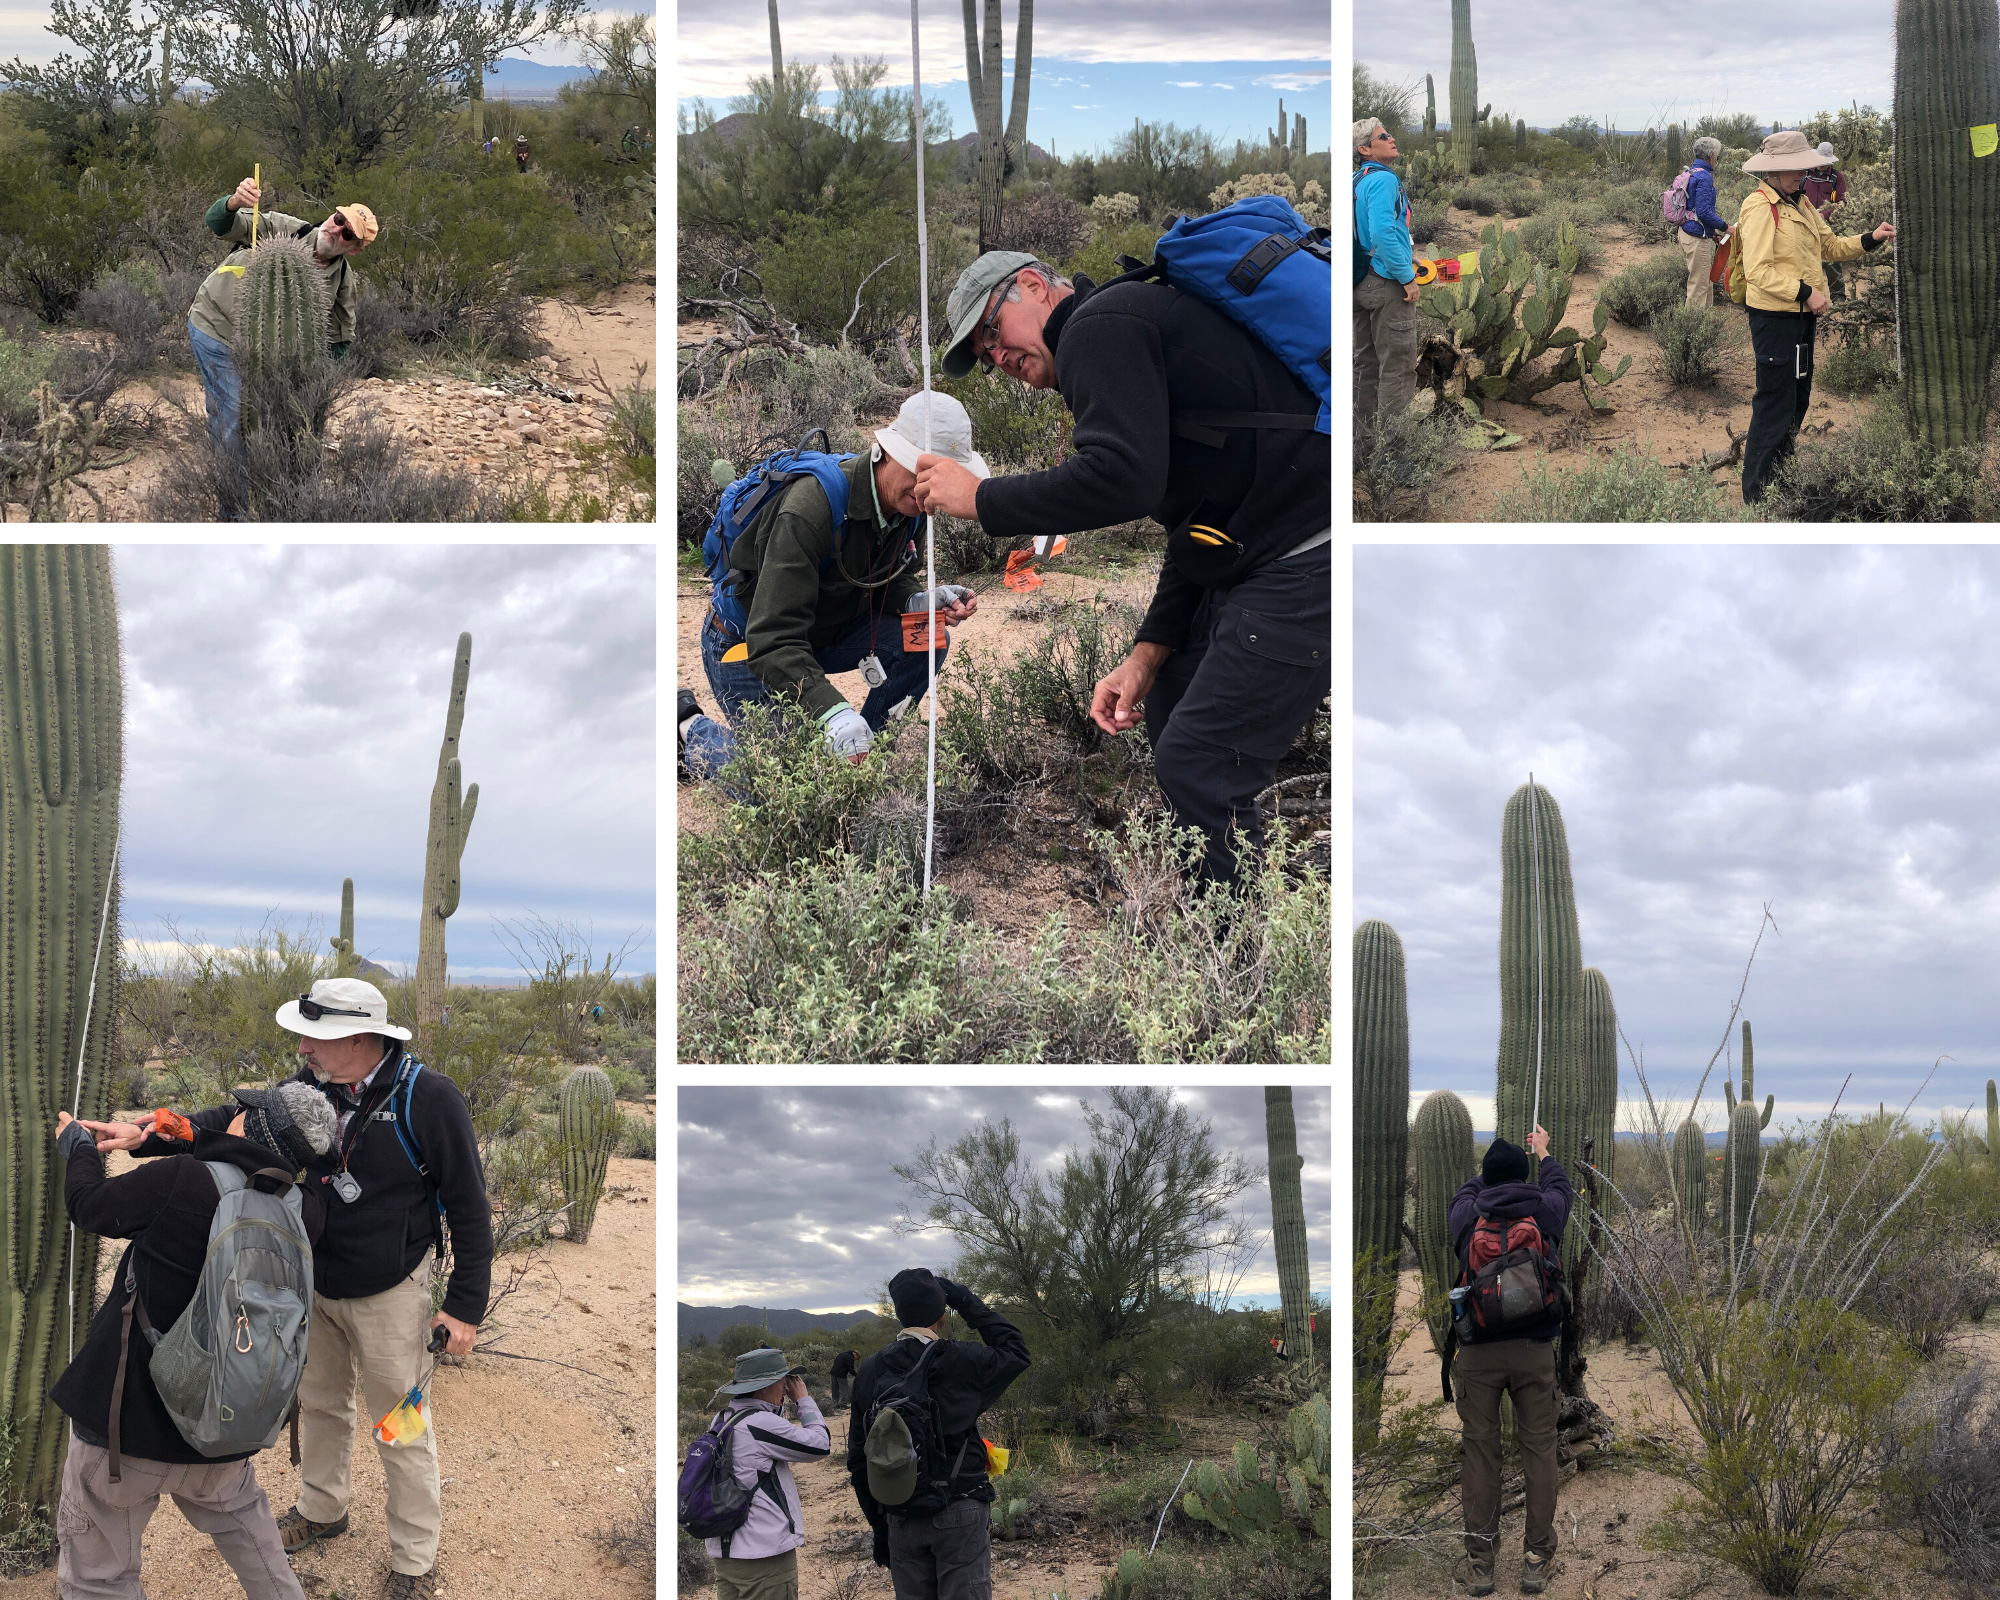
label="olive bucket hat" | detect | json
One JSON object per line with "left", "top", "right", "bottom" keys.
{"left": 718, "top": 1346, "right": 807, "bottom": 1396}
{"left": 942, "top": 250, "right": 1043, "bottom": 377}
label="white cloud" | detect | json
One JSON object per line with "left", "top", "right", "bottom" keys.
{"left": 1167, "top": 80, "right": 1205, "bottom": 87}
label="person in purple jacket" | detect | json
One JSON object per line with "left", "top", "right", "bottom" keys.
{"left": 701, "top": 1345, "right": 832, "bottom": 1600}
{"left": 1679, "top": 136, "right": 1734, "bottom": 308}
{"left": 1447, "top": 1125, "right": 1574, "bottom": 1597}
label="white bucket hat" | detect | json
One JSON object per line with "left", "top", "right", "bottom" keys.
{"left": 874, "top": 391, "right": 989, "bottom": 479}
{"left": 275, "top": 976, "right": 412, "bottom": 1041}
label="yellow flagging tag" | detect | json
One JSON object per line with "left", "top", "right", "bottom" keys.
{"left": 721, "top": 642, "right": 749, "bottom": 663}
{"left": 1973, "top": 124, "right": 1998, "bottom": 158}
{"left": 1457, "top": 250, "right": 1481, "bottom": 275}
{"left": 216, "top": 265, "right": 246, "bottom": 276}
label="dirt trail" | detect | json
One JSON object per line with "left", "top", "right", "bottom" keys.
{"left": 1401, "top": 204, "right": 1879, "bottom": 521}
{"left": 9, "top": 280, "right": 655, "bottom": 523}
{"left": 0, "top": 1119, "right": 656, "bottom": 1600}
{"left": 1364, "top": 1265, "right": 1974, "bottom": 1598}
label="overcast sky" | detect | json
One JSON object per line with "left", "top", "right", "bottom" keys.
{"left": 1356, "top": 545, "right": 2000, "bottom": 1139}
{"left": 678, "top": 0, "right": 1330, "bottom": 154}
{"left": 113, "top": 544, "right": 655, "bottom": 982}
{"left": 677, "top": 1086, "right": 1331, "bottom": 1313}
{"left": 1355, "top": 0, "right": 1890, "bottom": 136}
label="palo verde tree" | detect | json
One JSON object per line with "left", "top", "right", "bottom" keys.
{"left": 962, "top": 0, "right": 1034, "bottom": 250}
{"left": 414, "top": 632, "right": 477, "bottom": 1042}
{"left": 0, "top": 0, "right": 163, "bottom": 168}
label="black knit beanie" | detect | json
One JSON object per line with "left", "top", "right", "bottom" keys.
{"left": 1481, "top": 1136, "right": 1532, "bottom": 1186}
{"left": 888, "top": 1267, "right": 947, "bottom": 1328}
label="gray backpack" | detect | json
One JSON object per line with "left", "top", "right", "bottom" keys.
{"left": 109, "top": 1160, "right": 314, "bottom": 1481}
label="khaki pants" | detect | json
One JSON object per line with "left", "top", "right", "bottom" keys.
{"left": 295, "top": 1264, "right": 442, "bottom": 1576}
{"left": 1454, "top": 1338, "right": 1560, "bottom": 1568}
{"left": 1679, "top": 231, "right": 1717, "bottom": 307}
{"left": 714, "top": 1547, "right": 798, "bottom": 1600}
{"left": 57, "top": 1434, "right": 305, "bottom": 1600}
{"left": 1353, "top": 269, "right": 1423, "bottom": 460}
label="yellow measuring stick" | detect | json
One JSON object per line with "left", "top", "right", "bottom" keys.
{"left": 251, "top": 161, "right": 260, "bottom": 251}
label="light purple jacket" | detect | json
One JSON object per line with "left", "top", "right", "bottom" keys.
{"left": 701, "top": 1394, "right": 831, "bottom": 1561}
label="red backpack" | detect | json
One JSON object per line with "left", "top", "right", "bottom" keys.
{"left": 1440, "top": 1200, "right": 1568, "bottom": 1399}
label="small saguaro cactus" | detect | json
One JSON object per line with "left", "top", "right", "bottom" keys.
{"left": 1352, "top": 921, "right": 1410, "bottom": 1277}
{"left": 330, "top": 876, "right": 357, "bottom": 977}
{"left": 1667, "top": 122, "right": 1683, "bottom": 169}
{"left": 1673, "top": 1117, "right": 1708, "bottom": 1229}
{"left": 851, "top": 791, "right": 925, "bottom": 884}
{"left": 414, "top": 634, "right": 478, "bottom": 1041}
{"left": 233, "top": 235, "right": 331, "bottom": 380}
{"left": 1516, "top": 117, "right": 1527, "bottom": 156}
{"left": 1414, "top": 1089, "right": 1476, "bottom": 1356}
{"left": 1986, "top": 1078, "right": 1998, "bottom": 1162}
{"left": 559, "top": 1066, "right": 619, "bottom": 1244}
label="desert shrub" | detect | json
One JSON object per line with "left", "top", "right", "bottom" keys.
{"left": 1498, "top": 447, "right": 1732, "bottom": 522}
{"left": 1494, "top": 180, "right": 1542, "bottom": 217}
{"left": 1096, "top": 1459, "right": 1208, "bottom": 1538}
{"left": 0, "top": 171, "right": 138, "bottom": 324}
{"left": 1753, "top": 396, "right": 1995, "bottom": 522}
{"left": 1597, "top": 178, "right": 1674, "bottom": 241}
{"left": 1406, "top": 200, "right": 1447, "bottom": 246}
{"left": 1857, "top": 1198, "right": 2000, "bottom": 1358}
{"left": 762, "top": 207, "right": 973, "bottom": 352}
{"left": 717, "top": 1321, "right": 773, "bottom": 1359}
{"left": 1815, "top": 329, "right": 1897, "bottom": 395}
{"left": 594, "top": 1476, "right": 656, "bottom": 1579}
{"left": 1651, "top": 303, "right": 1738, "bottom": 387}
{"left": 1694, "top": 112, "right": 1767, "bottom": 149}
{"left": 932, "top": 359, "right": 1068, "bottom": 472}
{"left": 994, "top": 190, "right": 1090, "bottom": 260}
{"left": 1877, "top": 1362, "right": 2000, "bottom": 1587}
{"left": 1174, "top": 1306, "right": 1284, "bottom": 1402}
{"left": 1512, "top": 205, "right": 1603, "bottom": 272}
{"left": 1597, "top": 249, "right": 1689, "bottom": 326}
{"left": 1550, "top": 114, "right": 1600, "bottom": 152}
{"left": 1355, "top": 405, "right": 1465, "bottom": 522}
{"left": 73, "top": 262, "right": 204, "bottom": 379}
{"left": 615, "top": 1113, "right": 656, "bottom": 1160}
{"left": 1005, "top": 598, "right": 1140, "bottom": 754}
{"left": 1453, "top": 182, "right": 1505, "bottom": 216}
{"left": 1061, "top": 216, "right": 1164, "bottom": 284}
{"left": 0, "top": 332, "right": 61, "bottom": 436}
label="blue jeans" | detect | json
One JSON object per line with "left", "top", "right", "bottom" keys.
{"left": 684, "top": 607, "right": 950, "bottom": 778}
{"left": 187, "top": 321, "right": 249, "bottom": 519}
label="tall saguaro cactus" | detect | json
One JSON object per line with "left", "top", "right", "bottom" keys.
{"left": 1352, "top": 923, "right": 1407, "bottom": 1428}
{"left": 0, "top": 547, "right": 123, "bottom": 1547}
{"left": 330, "top": 876, "right": 357, "bottom": 976}
{"left": 1423, "top": 74, "right": 1437, "bottom": 145}
{"left": 963, "top": 0, "right": 1035, "bottom": 251}
{"left": 1413, "top": 1090, "right": 1476, "bottom": 1357}
{"left": 1448, "top": 0, "right": 1483, "bottom": 170}
{"left": 1516, "top": 117, "right": 1527, "bottom": 157}
{"left": 414, "top": 634, "right": 478, "bottom": 1042}
{"left": 1495, "top": 782, "right": 1585, "bottom": 1155}
{"left": 1666, "top": 123, "right": 1683, "bottom": 170}
{"left": 1574, "top": 967, "right": 1618, "bottom": 1296}
{"left": 1266, "top": 1087, "right": 1315, "bottom": 1375}
{"left": 1722, "top": 1020, "right": 1773, "bottom": 1263}
{"left": 1895, "top": 0, "right": 2000, "bottom": 449}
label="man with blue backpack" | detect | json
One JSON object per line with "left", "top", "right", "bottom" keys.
{"left": 678, "top": 390, "right": 987, "bottom": 778}
{"left": 1667, "top": 136, "right": 1733, "bottom": 308}
{"left": 1352, "top": 116, "right": 1421, "bottom": 461}
{"left": 916, "top": 190, "right": 1331, "bottom": 890}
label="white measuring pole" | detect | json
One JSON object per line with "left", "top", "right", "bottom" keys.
{"left": 913, "top": 0, "right": 937, "bottom": 899}
{"left": 1527, "top": 776, "right": 1545, "bottom": 1163}
{"left": 67, "top": 821, "right": 122, "bottom": 1363}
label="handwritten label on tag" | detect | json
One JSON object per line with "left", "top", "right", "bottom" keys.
{"left": 901, "top": 613, "right": 945, "bottom": 652}
{"left": 1974, "top": 124, "right": 1998, "bottom": 158}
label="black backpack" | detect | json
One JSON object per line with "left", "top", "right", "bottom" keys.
{"left": 863, "top": 1340, "right": 973, "bottom": 1517}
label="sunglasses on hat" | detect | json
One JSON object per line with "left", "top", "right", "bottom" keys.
{"left": 297, "top": 992, "right": 370, "bottom": 1021}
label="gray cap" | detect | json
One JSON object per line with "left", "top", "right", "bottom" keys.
{"left": 942, "top": 251, "right": 1042, "bottom": 377}
{"left": 1816, "top": 141, "right": 1837, "bottom": 160}
{"left": 718, "top": 1347, "right": 807, "bottom": 1395}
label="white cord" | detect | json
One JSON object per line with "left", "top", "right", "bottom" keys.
{"left": 912, "top": 0, "right": 936, "bottom": 900}
{"left": 1152, "top": 1459, "right": 1195, "bottom": 1554}
{"left": 68, "top": 820, "right": 122, "bottom": 1364}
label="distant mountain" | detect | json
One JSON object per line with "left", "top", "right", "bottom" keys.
{"left": 481, "top": 59, "right": 594, "bottom": 96}
{"left": 951, "top": 131, "right": 1052, "bottom": 163}
{"left": 682, "top": 117, "right": 1048, "bottom": 165}
{"left": 678, "top": 1302, "right": 889, "bottom": 1346}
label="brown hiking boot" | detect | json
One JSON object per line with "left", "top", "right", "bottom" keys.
{"left": 382, "top": 1572, "right": 437, "bottom": 1600}
{"left": 1521, "top": 1554, "right": 1552, "bottom": 1594}
{"left": 1455, "top": 1556, "right": 1495, "bottom": 1596}
{"left": 275, "top": 1507, "right": 349, "bottom": 1553}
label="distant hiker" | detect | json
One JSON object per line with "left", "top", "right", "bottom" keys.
{"left": 1352, "top": 116, "right": 1421, "bottom": 459}
{"left": 830, "top": 1348, "right": 860, "bottom": 1410}
{"left": 1445, "top": 1127, "right": 1572, "bottom": 1597}
{"left": 52, "top": 1085, "right": 336, "bottom": 1598}
{"left": 689, "top": 1346, "right": 831, "bottom": 1600}
{"left": 482, "top": 136, "right": 495, "bottom": 157}
{"left": 514, "top": 134, "right": 530, "bottom": 173}
{"left": 678, "top": 391, "right": 984, "bottom": 780}
{"left": 920, "top": 212, "right": 1331, "bottom": 888}
{"left": 1674, "top": 136, "right": 1732, "bottom": 309}
{"left": 1801, "top": 142, "right": 1852, "bottom": 301}
{"left": 1733, "top": 131, "right": 1896, "bottom": 504}
{"left": 849, "top": 1268, "right": 1030, "bottom": 1600}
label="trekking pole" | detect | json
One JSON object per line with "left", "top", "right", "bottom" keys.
{"left": 911, "top": 0, "right": 937, "bottom": 900}
{"left": 1528, "top": 774, "right": 1545, "bottom": 1186}
{"left": 66, "top": 821, "right": 122, "bottom": 1364}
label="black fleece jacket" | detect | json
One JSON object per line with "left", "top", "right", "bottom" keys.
{"left": 847, "top": 1288, "right": 1031, "bottom": 1525}
{"left": 972, "top": 276, "right": 1330, "bottom": 651}
{"left": 52, "top": 1128, "right": 327, "bottom": 1463}
{"left": 164, "top": 1043, "right": 493, "bottom": 1324}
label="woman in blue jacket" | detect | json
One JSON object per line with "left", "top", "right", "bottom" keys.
{"left": 1353, "top": 117, "right": 1421, "bottom": 461}
{"left": 1679, "top": 137, "right": 1733, "bottom": 308}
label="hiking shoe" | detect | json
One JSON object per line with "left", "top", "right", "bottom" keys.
{"left": 676, "top": 687, "right": 702, "bottom": 778}
{"left": 1455, "top": 1558, "right": 1495, "bottom": 1596}
{"left": 1521, "top": 1554, "right": 1552, "bottom": 1594}
{"left": 382, "top": 1572, "right": 437, "bottom": 1600}
{"left": 275, "top": 1507, "right": 348, "bottom": 1553}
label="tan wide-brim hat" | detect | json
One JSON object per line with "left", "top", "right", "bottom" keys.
{"left": 275, "top": 977, "right": 412, "bottom": 1041}
{"left": 1743, "top": 131, "right": 1839, "bottom": 173}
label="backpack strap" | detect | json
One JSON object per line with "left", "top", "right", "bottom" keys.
{"left": 108, "top": 1256, "right": 159, "bottom": 1484}
{"left": 388, "top": 1059, "right": 446, "bottom": 1260}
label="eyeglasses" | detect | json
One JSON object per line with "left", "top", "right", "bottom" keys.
{"left": 330, "top": 213, "right": 361, "bottom": 245}
{"left": 976, "top": 273, "right": 1022, "bottom": 366}
{"left": 297, "top": 992, "right": 371, "bottom": 1021}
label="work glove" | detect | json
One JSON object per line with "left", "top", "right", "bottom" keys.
{"left": 820, "top": 703, "right": 874, "bottom": 760}
{"left": 904, "top": 585, "right": 973, "bottom": 614}
{"left": 872, "top": 1521, "right": 891, "bottom": 1568}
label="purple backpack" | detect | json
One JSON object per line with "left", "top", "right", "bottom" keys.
{"left": 1663, "top": 167, "right": 1697, "bottom": 226}
{"left": 677, "top": 1407, "right": 753, "bottom": 1549}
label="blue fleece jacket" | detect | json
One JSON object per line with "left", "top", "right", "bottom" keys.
{"left": 1448, "top": 1156, "right": 1575, "bottom": 1343}
{"left": 1680, "top": 159, "right": 1730, "bottom": 239}
{"left": 1353, "top": 163, "right": 1415, "bottom": 287}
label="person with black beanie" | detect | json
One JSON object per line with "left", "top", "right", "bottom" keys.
{"left": 1446, "top": 1125, "right": 1575, "bottom": 1597}
{"left": 847, "top": 1267, "right": 1030, "bottom": 1599}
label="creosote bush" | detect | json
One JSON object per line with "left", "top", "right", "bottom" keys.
{"left": 1651, "top": 303, "right": 1738, "bottom": 387}
{"left": 1598, "top": 249, "right": 1689, "bottom": 327}
{"left": 1753, "top": 395, "right": 1995, "bottom": 521}
{"left": 1816, "top": 330, "right": 1898, "bottom": 396}
{"left": 1498, "top": 446, "right": 1734, "bottom": 522}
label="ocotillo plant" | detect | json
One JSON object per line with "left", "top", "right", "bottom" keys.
{"left": 1352, "top": 922, "right": 1407, "bottom": 1432}
{"left": 558, "top": 1066, "right": 619, "bottom": 1245}
{"left": 330, "top": 876, "right": 357, "bottom": 977}
{"left": 1672, "top": 1117, "right": 1708, "bottom": 1229}
{"left": 1666, "top": 122, "right": 1683, "bottom": 169}
{"left": 1414, "top": 1089, "right": 1476, "bottom": 1356}
{"left": 1895, "top": 0, "right": 2000, "bottom": 449}
{"left": 1448, "top": 0, "right": 1481, "bottom": 170}
{"left": 1266, "top": 1087, "right": 1314, "bottom": 1375}
{"left": 0, "top": 547, "right": 123, "bottom": 1546}
{"left": 1495, "top": 782, "right": 1586, "bottom": 1155}
{"left": 414, "top": 634, "right": 479, "bottom": 1041}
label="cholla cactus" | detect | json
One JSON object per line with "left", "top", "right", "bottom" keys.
{"left": 559, "top": 1066, "right": 619, "bottom": 1244}
{"left": 1089, "top": 191, "right": 1141, "bottom": 228}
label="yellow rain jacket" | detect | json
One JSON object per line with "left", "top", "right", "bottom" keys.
{"left": 1735, "top": 179, "right": 1876, "bottom": 312}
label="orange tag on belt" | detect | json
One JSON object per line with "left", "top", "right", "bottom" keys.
{"left": 1003, "top": 550, "right": 1044, "bottom": 592}
{"left": 901, "top": 612, "right": 945, "bottom": 652}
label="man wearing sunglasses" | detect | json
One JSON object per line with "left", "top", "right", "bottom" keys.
{"left": 89, "top": 977, "right": 488, "bottom": 1600}
{"left": 915, "top": 248, "right": 1331, "bottom": 889}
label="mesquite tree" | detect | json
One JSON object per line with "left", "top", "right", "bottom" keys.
{"left": 414, "top": 633, "right": 478, "bottom": 1041}
{"left": 962, "top": 0, "right": 1034, "bottom": 251}
{"left": 0, "top": 547, "right": 123, "bottom": 1551}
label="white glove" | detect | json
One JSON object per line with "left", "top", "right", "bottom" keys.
{"left": 904, "top": 585, "right": 973, "bottom": 613}
{"left": 820, "top": 704, "right": 874, "bottom": 759}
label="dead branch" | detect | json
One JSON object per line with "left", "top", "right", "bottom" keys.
{"left": 841, "top": 254, "right": 902, "bottom": 349}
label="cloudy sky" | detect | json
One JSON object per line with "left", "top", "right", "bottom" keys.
{"left": 1356, "top": 0, "right": 1890, "bottom": 136}
{"left": 678, "top": 0, "right": 1330, "bottom": 156}
{"left": 1356, "top": 545, "right": 2000, "bottom": 1139}
{"left": 113, "top": 543, "right": 655, "bottom": 982}
{"left": 677, "top": 1086, "right": 1331, "bottom": 1313}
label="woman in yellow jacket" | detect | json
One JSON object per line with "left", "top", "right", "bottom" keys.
{"left": 1734, "top": 131, "right": 1896, "bottom": 503}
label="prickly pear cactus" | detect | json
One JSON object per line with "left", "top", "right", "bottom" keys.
{"left": 232, "top": 235, "right": 331, "bottom": 379}
{"left": 1414, "top": 1089, "right": 1476, "bottom": 1356}
{"left": 1, "top": 547, "right": 123, "bottom": 1546}
{"left": 558, "top": 1066, "right": 619, "bottom": 1245}
{"left": 1184, "top": 1441, "right": 1286, "bottom": 1538}
{"left": 1448, "top": 0, "right": 1481, "bottom": 170}
{"left": 330, "top": 876, "right": 357, "bottom": 977}
{"left": 1673, "top": 1117, "right": 1708, "bottom": 1229}
{"left": 1282, "top": 1393, "right": 1331, "bottom": 1539}
{"left": 1100, "top": 1550, "right": 1147, "bottom": 1600}
{"left": 851, "top": 791, "right": 925, "bottom": 884}
{"left": 415, "top": 633, "right": 478, "bottom": 1041}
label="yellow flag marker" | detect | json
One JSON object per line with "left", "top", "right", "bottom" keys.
{"left": 251, "top": 161, "right": 261, "bottom": 250}
{"left": 1458, "top": 250, "right": 1481, "bottom": 275}
{"left": 1973, "top": 124, "right": 1998, "bottom": 158}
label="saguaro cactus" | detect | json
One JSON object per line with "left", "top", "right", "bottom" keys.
{"left": 1673, "top": 1117, "right": 1708, "bottom": 1229}
{"left": 1574, "top": 967, "right": 1618, "bottom": 1291}
{"left": 330, "top": 876, "right": 357, "bottom": 977}
{"left": 232, "top": 236, "right": 331, "bottom": 380}
{"left": 414, "top": 634, "right": 478, "bottom": 1041}
{"left": 1725, "top": 1098, "right": 1764, "bottom": 1267}
{"left": 1352, "top": 922, "right": 1407, "bottom": 1434}
{"left": 1667, "top": 122, "right": 1683, "bottom": 169}
{"left": 1516, "top": 117, "right": 1527, "bottom": 156}
{"left": 1895, "top": 0, "right": 2000, "bottom": 449}
{"left": 1423, "top": 74, "right": 1437, "bottom": 145}
{"left": 1413, "top": 1089, "right": 1476, "bottom": 1356}
{"left": 1495, "top": 782, "right": 1586, "bottom": 1156}
{"left": 1722, "top": 1019, "right": 1773, "bottom": 1252}
{"left": 1448, "top": 0, "right": 1481, "bottom": 169}
{"left": 1266, "top": 1087, "right": 1314, "bottom": 1375}
{"left": 559, "top": 1066, "right": 619, "bottom": 1244}
{"left": 0, "top": 547, "right": 123, "bottom": 1546}
{"left": 1986, "top": 1078, "right": 1998, "bottom": 1162}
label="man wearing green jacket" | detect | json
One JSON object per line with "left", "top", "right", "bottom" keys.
{"left": 677, "top": 390, "right": 985, "bottom": 776}
{"left": 186, "top": 176, "right": 375, "bottom": 496}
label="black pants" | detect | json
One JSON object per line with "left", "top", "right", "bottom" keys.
{"left": 1145, "top": 541, "right": 1332, "bottom": 888}
{"left": 1742, "top": 309, "right": 1816, "bottom": 504}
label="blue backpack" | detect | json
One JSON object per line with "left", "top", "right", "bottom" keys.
{"left": 701, "top": 431, "right": 855, "bottom": 643}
